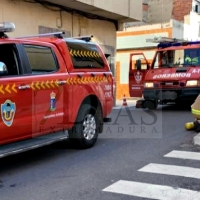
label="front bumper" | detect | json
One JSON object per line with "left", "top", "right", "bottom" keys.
{"left": 143, "top": 87, "right": 200, "bottom": 102}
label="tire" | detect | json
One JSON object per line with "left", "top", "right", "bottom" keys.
{"left": 68, "top": 104, "right": 100, "bottom": 149}
{"left": 144, "top": 100, "right": 158, "bottom": 110}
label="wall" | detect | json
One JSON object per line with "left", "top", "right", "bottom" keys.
{"left": 146, "top": 0, "right": 193, "bottom": 24}
{"left": 147, "top": 0, "right": 174, "bottom": 23}
{"left": 171, "top": 20, "right": 184, "bottom": 39}
{"left": 184, "top": 11, "right": 200, "bottom": 40}
{"left": 79, "top": 0, "right": 143, "bottom": 22}
{"left": 172, "top": 0, "right": 193, "bottom": 21}
{"left": 1, "top": 0, "right": 116, "bottom": 55}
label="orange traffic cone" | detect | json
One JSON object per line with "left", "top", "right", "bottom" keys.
{"left": 122, "top": 94, "right": 128, "bottom": 106}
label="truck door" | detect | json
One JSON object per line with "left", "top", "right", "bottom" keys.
{"left": 129, "top": 53, "right": 150, "bottom": 97}
{"left": 0, "top": 44, "right": 34, "bottom": 145}
{"left": 23, "top": 44, "right": 66, "bottom": 136}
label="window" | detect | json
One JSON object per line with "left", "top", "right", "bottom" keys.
{"left": 152, "top": 49, "right": 200, "bottom": 68}
{"left": 195, "top": 5, "right": 199, "bottom": 13}
{"left": 152, "top": 51, "right": 174, "bottom": 68}
{"left": 0, "top": 44, "right": 20, "bottom": 76}
{"left": 24, "top": 45, "right": 58, "bottom": 73}
{"left": 66, "top": 40, "right": 104, "bottom": 69}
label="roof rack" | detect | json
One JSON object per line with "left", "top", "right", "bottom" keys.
{"left": 15, "top": 32, "right": 93, "bottom": 42}
{"left": 71, "top": 35, "right": 93, "bottom": 42}
{"left": 0, "top": 22, "right": 93, "bottom": 42}
{"left": 16, "top": 31, "right": 65, "bottom": 39}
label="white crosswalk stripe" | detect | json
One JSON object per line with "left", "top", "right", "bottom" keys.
{"left": 164, "top": 150, "right": 200, "bottom": 160}
{"left": 102, "top": 150, "right": 200, "bottom": 199}
{"left": 138, "top": 163, "right": 200, "bottom": 179}
{"left": 103, "top": 180, "right": 200, "bottom": 200}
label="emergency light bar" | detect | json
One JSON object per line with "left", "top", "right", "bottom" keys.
{"left": 0, "top": 22, "right": 15, "bottom": 32}
{"left": 0, "top": 22, "right": 15, "bottom": 38}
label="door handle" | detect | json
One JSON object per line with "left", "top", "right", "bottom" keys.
{"left": 18, "top": 85, "right": 31, "bottom": 90}
{"left": 57, "top": 80, "right": 66, "bottom": 85}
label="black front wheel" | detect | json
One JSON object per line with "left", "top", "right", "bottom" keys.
{"left": 69, "top": 104, "right": 100, "bottom": 149}
{"left": 144, "top": 100, "right": 158, "bottom": 110}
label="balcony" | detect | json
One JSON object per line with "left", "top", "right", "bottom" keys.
{"left": 46, "top": 0, "right": 142, "bottom": 23}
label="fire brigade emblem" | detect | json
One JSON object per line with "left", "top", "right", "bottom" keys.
{"left": 1, "top": 100, "right": 16, "bottom": 127}
{"left": 50, "top": 92, "right": 56, "bottom": 111}
{"left": 134, "top": 71, "right": 142, "bottom": 84}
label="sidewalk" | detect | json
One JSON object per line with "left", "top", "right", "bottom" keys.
{"left": 113, "top": 98, "right": 200, "bottom": 147}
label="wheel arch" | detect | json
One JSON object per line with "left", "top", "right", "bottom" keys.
{"left": 79, "top": 95, "right": 103, "bottom": 132}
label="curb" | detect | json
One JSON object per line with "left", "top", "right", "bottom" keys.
{"left": 193, "top": 133, "right": 200, "bottom": 146}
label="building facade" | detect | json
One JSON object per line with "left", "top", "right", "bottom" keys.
{"left": 0, "top": 0, "right": 142, "bottom": 93}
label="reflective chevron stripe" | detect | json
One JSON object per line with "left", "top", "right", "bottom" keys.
{"left": 70, "top": 49, "right": 101, "bottom": 58}
{"left": 0, "top": 76, "right": 112, "bottom": 94}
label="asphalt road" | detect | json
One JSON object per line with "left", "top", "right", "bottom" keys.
{"left": 0, "top": 104, "right": 200, "bottom": 200}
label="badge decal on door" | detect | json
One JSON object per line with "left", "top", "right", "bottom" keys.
{"left": 134, "top": 71, "right": 142, "bottom": 84}
{"left": 1, "top": 100, "right": 16, "bottom": 127}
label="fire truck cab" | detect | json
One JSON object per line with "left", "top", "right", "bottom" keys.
{"left": 129, "top": 37, "right": 200, "bottom": 109}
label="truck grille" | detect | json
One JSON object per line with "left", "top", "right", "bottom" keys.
{"left": 160, "top": 81, "right": 179, "bottom": 86}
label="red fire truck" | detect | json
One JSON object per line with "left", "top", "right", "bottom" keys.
{"left": 129, "top": 37, "right": 200, "bottom": 109}
{"left": 0, "top": 22, "right": 114, "bottom": 158}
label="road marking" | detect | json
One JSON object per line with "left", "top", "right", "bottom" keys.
{"left": 164, "top": 150, "right": 200, "bottom": 161}
{"left": 139, "top": 163, "right": 200, "bottom": 179}
{"left": 103, "top": 180, "right": 200, "bottom": 200}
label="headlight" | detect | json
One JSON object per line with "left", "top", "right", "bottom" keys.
{"left": 144, "top": 82, "right": 154, "bottom": 88}
{"left": 186, "top": 80, "right": 198, "bottom": 86}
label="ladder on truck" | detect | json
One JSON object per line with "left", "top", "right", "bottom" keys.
{"left": 146, "top": 36, "right": 188, "bottom": 43}
{"left": 146, "top": 37, "right": 188, "bottom": 48}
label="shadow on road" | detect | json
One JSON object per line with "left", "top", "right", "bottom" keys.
{"left": 159, "top": 103, "right": 191, "bottom": 111}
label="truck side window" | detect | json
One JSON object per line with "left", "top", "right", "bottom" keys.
{"left": 24, "top": 45, "right": 58, "bottom": 74}
{"left": 66, "top": 41, "right": 104, "bottom": 69}
{"left": 0, "top": 44, "right": 19, "bottom": 76}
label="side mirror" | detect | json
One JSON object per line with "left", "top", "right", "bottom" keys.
{"left": 0, "top": 62, "right": 8, "bottom": 75}
{"left": 136, "top": 59, "right": 141, "bottom": 70}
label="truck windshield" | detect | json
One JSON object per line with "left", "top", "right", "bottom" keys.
{"left": 152, "top": 48, "right": 200, "bottom": 68}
